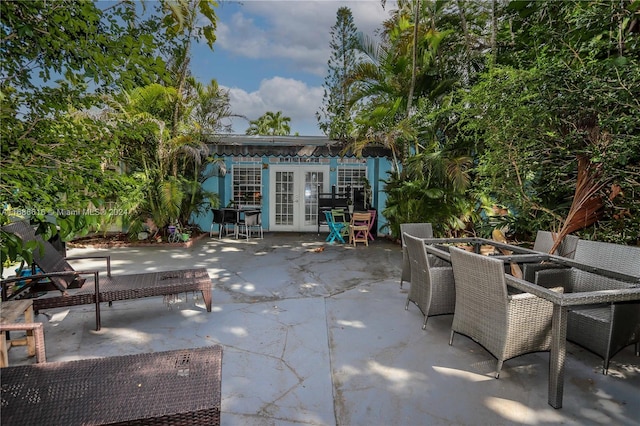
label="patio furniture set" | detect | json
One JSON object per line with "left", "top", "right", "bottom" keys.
{"left": 401, "top": 224, "right": 640, "bottom": 409}
{"left": 1, "top": 221, "right": 220, "bottom": 425}
{"left": 210, "top": 207, "right": 263, "bottom": 239}
{"left": 324, "top": 209, "right": 376, "bottom": 246}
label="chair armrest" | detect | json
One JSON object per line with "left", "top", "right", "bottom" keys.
{"left": 65, "top": 255, "right": 111, "bottom": 277}
{"left": 509, "top": 286, "right": 564, "bottom": 301}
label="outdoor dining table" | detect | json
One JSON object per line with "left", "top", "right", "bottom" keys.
{"left": 420, "top": 237, "right": 640, "bottom": 409}
{"left": 1, "top": 345, "right": 223, "bottom": 425}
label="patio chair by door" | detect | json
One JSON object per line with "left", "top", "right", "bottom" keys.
{"left": 448, "top": 246, "right": 557, "bottom": 378}
{"left": 221, "top": 208, "right": 239, "bottom": 238}
{"left": 331, "top": 209, "right": 349, "bottom": 238}
{"left": 236, "top": 210, "right": 263, "bottom": 239}
{"left": 366, "top": 210, "right": 376, "bottom": 241}
{"left": 349, "top": 212, "right": 371, "bottom": 247}
{"left": 210, "top": 209, "right": 225, "bottom": 238}
{"left": 399, "top": 223, "right": 434, "bottom": 288}
{"left": 324, "top": 211, "right": 346, "bottom": 244}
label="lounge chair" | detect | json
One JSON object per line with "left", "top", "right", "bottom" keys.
{"left": 1, "top": 221, "right": 213, "bottom": 331}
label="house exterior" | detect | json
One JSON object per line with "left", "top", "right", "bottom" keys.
{"left": 193, "top": 135, "right": 394, "bottom": 236}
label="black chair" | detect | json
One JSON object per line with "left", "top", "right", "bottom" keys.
{"left": 210, "top": 209, "right": 235, "bottom": 239}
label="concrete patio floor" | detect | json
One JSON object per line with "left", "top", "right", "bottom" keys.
{"left": 6, "top": 232, "right": 639, "bottom": 425}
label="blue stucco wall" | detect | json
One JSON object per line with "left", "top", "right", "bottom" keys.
{"left": 190, "top": 155, "right": 393, "bottom": 236}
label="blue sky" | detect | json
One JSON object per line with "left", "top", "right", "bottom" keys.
{"left": 189, "top": 1, "right": 395, "bottom": 136}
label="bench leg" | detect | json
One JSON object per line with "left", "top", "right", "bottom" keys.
{"left": 25, "top": 305, "right": 35, "bottom": 356}
{"left": 202, "top": 289, "right": 212, "bottom": 312}
{"left": 0, "top": 331, "right": 8, "bottom": 368}
{"left": 33, "top": 323, "right": 46, "bottom": 363}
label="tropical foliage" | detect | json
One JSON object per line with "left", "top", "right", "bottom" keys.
{"left": 329, "top": 0, "right": 639, "bottom": 245}
{"left": 246, "top": 111, "right": 292, "bottom": 136}
{"left": 1, "top": 0, "right": 222, "bottom": 274}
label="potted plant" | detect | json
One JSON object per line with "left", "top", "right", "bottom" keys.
{"left": 347, "top": 198, "right": 354, "bottom": 214}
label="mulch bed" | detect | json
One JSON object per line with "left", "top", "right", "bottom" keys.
{"left": 67, "top": 231, "right": 208, "bottom": 249}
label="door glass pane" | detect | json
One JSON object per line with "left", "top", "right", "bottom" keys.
{"left": 275, "top": 171, "right": 294, "bottom": 226}
{"left": 304, "top": 171, "right": 323, "bottom": 225}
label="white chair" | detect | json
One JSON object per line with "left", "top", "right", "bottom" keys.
{"left": 236, "top": 210, "right": 263, "bottom": 239}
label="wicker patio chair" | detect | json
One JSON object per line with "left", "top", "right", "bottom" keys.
{"left": 522, "top": 231, "right": 579, "bottom": 282}
{"left": 399, "top": 223, "right": 434, "bottom": 288}
{"left": 448, "top": 246, "right": 557, "bottom": 378}
{"left": 1, "top": 221, "right": 213, "bottom": 331}
{"left": 403, "top": 234, "right": 456, "bottom": 329}
{"left": 536, "top": 239, "right": 640, "bottom": 374}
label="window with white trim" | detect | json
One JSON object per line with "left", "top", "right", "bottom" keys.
{"left": 232, "top": 165, "right": 262, "bottom": 207}
{"left": 337, "top": 166, "right": 367, "bottom": 195}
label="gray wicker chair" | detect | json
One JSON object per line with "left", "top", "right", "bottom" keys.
{"left": 536, "top": 239, "right": 640, "bottom": 374}
{"left": 448, "top": 246, "right": 557, "bottom": 378}
{"left": 522, "top": 231, "right": 579, "bottom": 282}
{"left": 403, "top": 234, "right": 456, "bottom": 329}
{"left": 399, "top": 223, "right": 433, "bottom": 288}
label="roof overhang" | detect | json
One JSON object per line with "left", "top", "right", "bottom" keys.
{"left": 205, "top": 134, "right": 392, "bottom": 158}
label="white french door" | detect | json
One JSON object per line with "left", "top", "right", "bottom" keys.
{"left": 269, "top": 166, "right": 329, "bottom": 232}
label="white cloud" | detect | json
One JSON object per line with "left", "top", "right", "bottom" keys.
{"left": 209, "top": 1, "right": 395, "bottom": 136}
{"left": 223, "top": 76, "right": 324, "bottom": 135}
{"left": 218, "top": 1, "right": 393, "bottom": 76}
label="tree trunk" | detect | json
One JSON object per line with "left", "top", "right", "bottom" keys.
{"left": 490, "top": 0, "right": 498, "bottom": 66}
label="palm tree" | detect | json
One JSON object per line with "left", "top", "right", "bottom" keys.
{"left": 347, "top": 1, "right": 453, "bottom": 169}
{"left": 246, "top": 111, "right": 291, "bottom": 135}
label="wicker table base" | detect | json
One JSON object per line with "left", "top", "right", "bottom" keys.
{"left": 1, "top": 346, "right": 222, "bottom": 425}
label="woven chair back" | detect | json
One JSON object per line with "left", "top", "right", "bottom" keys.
{"left": 574, "top": 240, "right": 640, "bottom": 277}
{"left": 212, "top": 209, "right": 225, "bottom": 224}
{"left": 400, "top": 223, "right": 433, "bottom": 247}
{"left": 404, "top": 234, "right": 432, "bottom": 312}
{"left": 449, "top": 246, "right": 509, "bottom": 339}
{"left": 533, "top": 231, "right": 579, "bottom": 258}
{"left": 399, "top": 223, "right": 434, "bottom": 286}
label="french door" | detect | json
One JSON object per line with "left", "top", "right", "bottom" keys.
{"left": 269, "top": 166, "right": 329, "bottom": 232}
